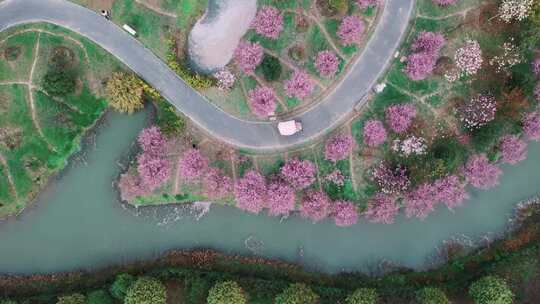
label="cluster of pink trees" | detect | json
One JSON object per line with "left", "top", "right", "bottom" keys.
{"left": 136, "top": 126, "right": 171, "bottom": 191}
{"left": 324, "top": 134, "right": 354, "bottom": 162}
{"left": 251, "top": 6, "right": 284, "bottom": 39}
{"left": 315, "top": 50, "right": 340, "bottom": 78}
{"left": 405, "top": 31, "right": 445, "bottom": 80}
{"left": 337, "top": 16, "right": 365, "bottom": 46}
{"left": 248, "top": 86, "right": 277, "bottom": 118}
{"left": 281, "top": 158, "right": 316, "bottom": 189}
{"left": 459, "top": 94, "right": 498, "bottom": 129}
{"left": 284, "top": 70, "right": 316, "bottom": 100}
{"left": 234, "top": 41, "right": 263, "bottom": 74}
{"left": 385, "top": 103, "right": 417, "bottom": 133}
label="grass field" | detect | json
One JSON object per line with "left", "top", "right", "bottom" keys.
{"left": 0, "top": 24, "right": 120, "bottom": 218}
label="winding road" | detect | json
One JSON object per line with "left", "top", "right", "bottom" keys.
{"left": 0, "top": 0, "right": 415, "bottom": 152}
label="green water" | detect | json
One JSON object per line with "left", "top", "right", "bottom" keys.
{"left": 0, "top": 109, "right": 539, "bottom": 274}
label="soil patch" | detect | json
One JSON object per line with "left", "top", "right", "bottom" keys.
{"left": 76, "top": 0, "right": 113, "bottom": 11}
{"left": 3, "top": 46, "right": 21, "bottom": 61}
{"left": 49, "top": 46, "right": 77, "bottom": 69}
{"left": 165, "top": 279, "right": 185, "bottom": 304}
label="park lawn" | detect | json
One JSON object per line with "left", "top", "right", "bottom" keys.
{"left": 0, "top": 31, "right": 38, "bottom": 82}
{"left": 0, "top": 25, "right": 114, "bottom": 218}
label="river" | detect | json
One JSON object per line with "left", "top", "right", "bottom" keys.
{"left": 0, "top": 109, "right": 538, "bottom": 275}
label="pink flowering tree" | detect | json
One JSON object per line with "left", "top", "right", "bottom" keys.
{"left": 266, "top": 179, "right": 296, "bottom": 216}
{"left": 404, "top": 183, "right": 438, "bottom": 219}
{"left": 137, "top": 153, "right": 172, "bottom": 190}
{"left": 405, "top": 52, "right": 437, "bottom": 80}
{"left": 364, "top": 193, "right": 399, "bottom": 224}
{"left": 138, "top": 126, "right": 166, "bottom": 156}
{"left": 284, "top": 70, "right": 315, "bottom": 100}
{"left": 213, "top": 69, "right": 236, "bottom": 90}
{"left": 532, "top": 57, "right": 540, "bottom": 76}
{"left": 385, "top": 104, "right": 417, "bottom": 133}
{"left": 412, "top": 32, "right": 446, "bottom": 55}
{"left": 357, "top": 0, "right": 379, "bottom": 8}
{"left": 325, "top": 169, "right": 345, "bottom": 186}
{"left": 234, "top": 41, "right": 264, "bottom": 74}
{"left": 248, "top": 86, "right": 277, "bottom": 118}
{"left": 433, "top": 175, "right": 469, "bottom": 209}
{"left": 118, "top": 173, "right": 148, "bottom": 202}
{"left": 372, "top": 162, "right": 411, "bottom": 194}
{"left": 179, "top": 148, "right": 209, "bottom": 180}
{"left": 299, "top": 190, "right": 331, "bottom": 222}
{"left": 363, "top": 120, "right": 387, "bottom": 147}
{"left": 251, "top": 6, "right": 284, "bottom": 39}
{"left": 324, "top": 134, "right": 354, "bottom": 162}
{"left": 459, "top": 94, "right": 497, "bottom": 129}
{"left": 523, "top": 111, "right": 540, "bottom": 140}
{"left": 337, "top": 16, "right": 365, "bottom": 46}
{"left": 315, "top": 50, "right": 340, "bottom": 78}
{"left": 203, "top": 168, "right": 233, "bottom": 199}
{"left": 461, "top": 154, "right": 502, "bottom": 189}
{"left": 333, "top": 201, "right": 359, "bottom": 227}
{"left": 455, "top": 40, "right": 483, "bottom": 77}
{"left": 499, "top": 135, "right": 527, "bottom": 164}
{"left": 535, "top": 84, "right": 540, "bottom": 102}
{"left": 281, "top": 158, "right": 316, "bottom": 189}
{"left": 234, "top": 170, "right": 267, "bottom": 214}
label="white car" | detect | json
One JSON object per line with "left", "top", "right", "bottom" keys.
{"left": 277, "top": 120, "right": 302, "bottom": 136}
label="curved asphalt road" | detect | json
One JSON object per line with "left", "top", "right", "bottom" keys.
{"left": 0, "top": 0, "right": 414, "bottom": 152}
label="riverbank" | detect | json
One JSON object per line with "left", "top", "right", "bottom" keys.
{"left": 1, "top": 201, "right": 538, "bottom": 302}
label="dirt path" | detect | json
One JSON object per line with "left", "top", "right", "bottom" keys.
{"left": 172, "top": 155, "right": 183, "bottom": 194}
{"left": 134, "top": 0, "right": 177, "bottom": 18}
{"left": 346, "top": 123, "right": 358, "bottom": 192}
{"left": 0, "top": 153, "right": 18, "bottom": 200}
{"left": 311, "top": 147, "right": 324, "bottom": 191}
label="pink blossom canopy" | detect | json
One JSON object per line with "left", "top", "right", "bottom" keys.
{"left": 251, "top": 6, "right": 284, "bottom": 39}
{"left": 137, "top": 153, "right": 172, "bottom": 190}
{"left": 267, "top": 180, "right": 296, "bottom": 216}
{"left": 179, "top": 149, "right": 209, "bottom": 180}
{"left": 315, "top": 50, "right": 340, "bottom": 78}
{"left": 412, "top": 32, "right": 446, "bottom": 55}
{"left": 523, "top": 111, "right": 540, "bottom": 141}
{"left": 461, "top": 154, "right": 502, "bottom": 189}
{"left": 385, "top": 104, "right": 417, "bottom": 133}
{"left": 531, "top": 57, "right": 540, "bottom": 76}
{"left": 281, "top": 158, "right": 316, "bottom": 189}
{"left": 372, "top": 162, "right": 411, "bottom": 194}
{"left": 138, "top": 126, "right": 166, "bottom": 156}
{"left": 324, "top": 134, "right": 355, "bottom": 162}
{"left": 363, "top": 120, "right": 387, "bottom": 147}
{"left": 234, "top": 170, "right": 267, "bottom": 214}
{"left": 404, "top": 183, "right": 438, "bottom": 219}
{"left": 248, "top": 86, "right": 277, "bottom": 118}
{"left": 300, "top": 190, "right": 331, "bottom": 222}
{"left": 118, "top": 173, "right": 148, "bottom": 202}
{"left": 500, "top": 135, "right": 527, "bottom": 164}
{"left": 284, "top": 70, "right": 315, "bottom": 100}
{"left": 337, "top": 16, "right": 365, "bottom": 46}
{"left": 364, "top": 193, "right": 399, "bottom": 224}
{"left": 234, "top": 41, "right": 264, "bottom": 74}
{"left": 204, "top": 168, "right": 233, "bottom": 199}
{"left": 433, "top": 175, "right": 469, "bottom": 209}
{"left": 333, "top": 201, "right": 359, "bottom": 226}
{"left": 405, "top": 52, "right": 437, "bottom": 81}
{"left": 459, "top": 94, "right": 497, "bottom": 129}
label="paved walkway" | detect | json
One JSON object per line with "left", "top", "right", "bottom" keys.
{"left": 0, "top": 0, "right": 415, "bottom": 152}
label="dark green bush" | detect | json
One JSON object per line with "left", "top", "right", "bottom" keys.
{"left": 258, "top": 54, "right": 282, "bottom": 82}
{"left": 345, "top": 288, "right": 378, "bottom": 304}
{"left": 109, "top": 273, "right": 135, "bottom": 300}
{"left": 156, "top": 100, "right": 185, "bottom": 136}
{"left": 42, "top": 52, "right": 77, "bottom": 97}
{"left": 87, "top": 289, "right": 113, "bottom": 304}
{"left": 415, "top": 287, "right": 449, "bottom": 304}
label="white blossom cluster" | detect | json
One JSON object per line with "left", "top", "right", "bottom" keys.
{"left": 489, "top": 38, "right": 522, "bottom": 73}
{"left": 455, "top": 40, "right": 483, "bottom": 77}
{"left": 392, "top": 136, "right": 427, "bottom": 157}
{"left": 213, "top": 69, "right": 236, "bottom": 91}
{"left": 499, "top": 0, "right": 534, "bottom": 23}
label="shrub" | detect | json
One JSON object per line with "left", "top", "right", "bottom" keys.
{"left": 469, "top": 275, "right": 514, "bottom": 304}
{"left": 87, "top": 290, "right": 113, "bottom": 304}
{"left": 258, "top": 54, "right": 282, "bottom": 82}
{"left": 109, "top": 273, "right": 135, "bottom": 300}
{"left": 106, "top": 72, "right": 145, "bottom": 114}
{"left": 0, "top": 300, "right": 17, "bottom": 304}
{"left": 156, "top": 101, "right": 185, "bottom": 136}
{"left": 124, "top": 277, "right": 167, "bottom": 304}
{"left": 56, "top": 293, "right": 86, "bottom": 304}
{"left": 416, "top": 287, "right": 450, "bottom": 304}
{"left": 42, "top": 61, "right": 77, "bottom": 97}
{"left": 345, "top": 288, "right": 379, "bottom": 304}
{"left": 207, "top": 281, "right": 247, "bottom": 304}
{"left": 275, "top": 283, "right": 319, "bottom": 304}
{"left": 166, "top": 39, "right": 214, "bottom": 90}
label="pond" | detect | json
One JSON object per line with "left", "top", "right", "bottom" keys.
{"left": 0, "top": 108, "right": 539, "bottom": 275}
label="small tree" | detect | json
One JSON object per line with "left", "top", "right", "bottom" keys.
{"left": 88, "top": 290, "right": 113, "bottom": 304}
{"left": 258, "top": 54, "right": 282, "bottom": 81}
{"left": 469, "top": 275, "right": 514, "bottom": 304}
{"left": 416, "top": 287, "right": 450, "bottom": 304}
{"left": 56, "top": 294, "right": 86, "bottom": 304}
{"left": 42, "top": 54, "right": 77, "bottom": 97}
{"left": 109, "top": 273, "right": 135, "bottom": 300}
{"left": 207, "top": 281, "right": 247, "bottom": 304}
{"left": 345, "top": 288, "right": 379, "bottom": 304}
{"left": 124, "top": 277, "right": 167, "bottom": 304}
{"left": 106, "top": 72, "right": 145, "bottom": 114}
{"left": 275, "top": 283, "right": 319, "bottom": 304}
{"left": 0, "top": 300, "right": 17, "bottom": 304}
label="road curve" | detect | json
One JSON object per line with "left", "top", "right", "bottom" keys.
{"left": 0, "top": 0, "right": 415, "bottom": 152}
